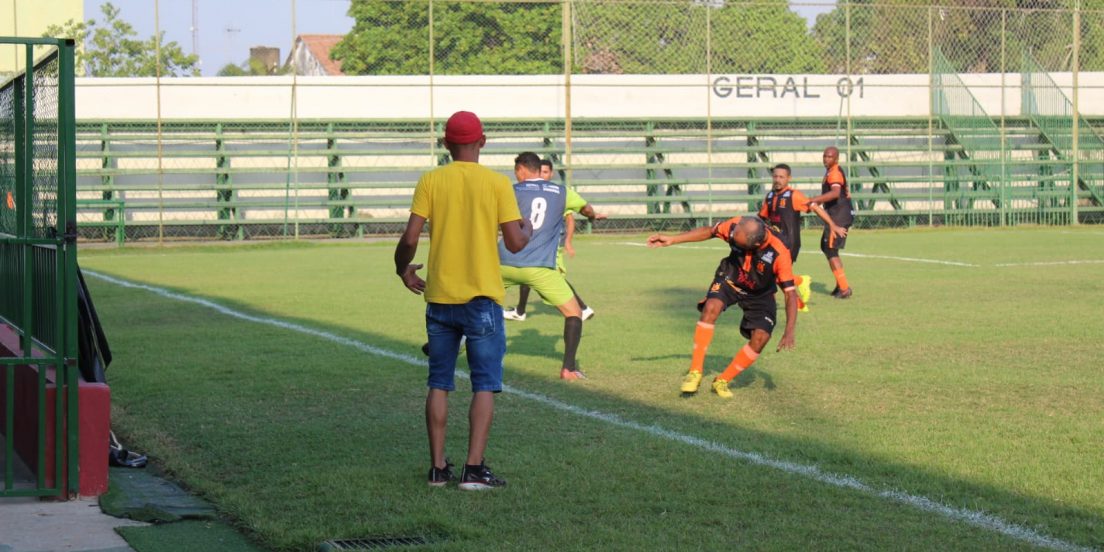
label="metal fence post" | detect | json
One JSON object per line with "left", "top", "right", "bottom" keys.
{"left": 1071, "top": 0, "right": 1081, "bottom": 224}
{"left": 59, "top": 38, "right": 80, "bottom": 496}
{"left": 563, "top": 0, "right": 573, "bottom": 189}
{"left": 928, "top": 5, "right": 935, "bottom": 227}
{"left": 1000, "top": 9, "right": 1008, "bottom": 227}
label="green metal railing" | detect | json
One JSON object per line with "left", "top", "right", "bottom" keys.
{"left": 1022, "top": 49, "right": 1104, "bottom": 213}
{"left": 71, "top": 114, "right": 1104, "bottom": 243}
{"left": 932, "top": 48, "right": 1011, "bottom": 226}
{"left": 1, "top": 37, "right": 79, "bottom": 498}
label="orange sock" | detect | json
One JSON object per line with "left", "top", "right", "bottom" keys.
{"left": 690, "top": 322, "right": 715, "bottom": 373}
{"left": 718, "top": 345, "right": 759, "bottom": 382}
{"left": 832, "top": 267, "right": 849, "bottom": 291}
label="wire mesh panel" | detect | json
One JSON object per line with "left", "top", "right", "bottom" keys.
{"left": 932, "top": 48, "right": 1005, "bottom": 226}
{"left": 58, "top": 1, "right": 1104, "bottom": 238}
{"left": 1, "top": 37, "right": 80, "bottom": 499}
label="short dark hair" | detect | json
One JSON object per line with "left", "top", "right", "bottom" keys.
{"left": 514, "top": 152, "right": 542, "bottom": 172}
{"left": 771, "top": 163, "right": 791, "bottom": 175}
{"left": 741, "top": 216, "right": 767, "bottom": 248}
{"left": 540, "top": 159, "right": 554, "bottom": 170}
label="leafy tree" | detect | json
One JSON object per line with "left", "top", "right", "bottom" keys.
{"left": 813, "top": 0, "right": 1101, "bottom": 73}
{"left": 43, "top": 2, "right": 199, "bottom": 77}
{"left": 333, "top": 0, "right": 561, "bottom": 75}
{"left": 334, "top": 0, "right": 822, "bottom": 75}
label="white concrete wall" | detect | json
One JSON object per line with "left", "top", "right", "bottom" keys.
{"left": 73, "top": 73, "right": 1104, "bottom": 120}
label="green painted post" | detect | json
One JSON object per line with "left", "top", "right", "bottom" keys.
{"left": 60, "top": 39, "right": 80, "bottom": 496}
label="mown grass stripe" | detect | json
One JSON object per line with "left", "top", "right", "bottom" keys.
{"left": 84, "top": 269, "right": 1095, "bottom": 552}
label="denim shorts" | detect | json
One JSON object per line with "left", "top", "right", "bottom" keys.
{"left": 425, "top": 298, "right": 506, "bottom": 393}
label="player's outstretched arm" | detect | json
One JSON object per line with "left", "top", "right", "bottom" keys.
{"left": 647, "top": 226, "right": 713, "bottom": 248}
{"left": 395, "top": 213, "right": 427, "bottom": 294}
{"left": 564, "top": 212, "right": 576, "bottom": 257}
{"left": 777, "top": 288, "right": 798, "bottom": 351}
{"left": 579, "top": 203, "right": 608, "bottom": 222}
{"left": 809, "top": 203, "right": 848, "bottom": 239}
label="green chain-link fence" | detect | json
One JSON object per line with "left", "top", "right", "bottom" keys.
{"left": 61, "top": 1, "right": 1104, "bottom": 242}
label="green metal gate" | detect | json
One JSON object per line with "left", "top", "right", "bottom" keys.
{"left": 0, "top": 37, "right": 79, "bottom": 498}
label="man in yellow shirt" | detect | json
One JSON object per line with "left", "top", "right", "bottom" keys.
{"left": 395, "top": 111, "right": 531, "bottom": 491}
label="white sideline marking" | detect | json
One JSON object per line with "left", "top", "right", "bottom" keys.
{"left": 993, "top": 259, "right": 1104, "bottom": 267}
{"left": 613, "top": 241, "right": 981, "bottom": 266}
{"left": 84, "top": 269, "right": 1094, "bottom": 552}
{"left": 839, "top": 252, "right": 980, "bottom": 267}
{"left": 614, "top": 240, "right": 1104, "bottom": 269}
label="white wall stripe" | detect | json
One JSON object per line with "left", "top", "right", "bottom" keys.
{"left": 83, "top": 270, "right": 1094, "bottom": 552}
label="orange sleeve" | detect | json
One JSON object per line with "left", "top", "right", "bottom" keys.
{"left": 711, "top": 217, "right": 739, "bottom": 240}
{"left": 774, "top": 243, "right": 795, "bottom": 291}
{"left": 791, "top": 190, "right": 811, "bottom": 212}
{"left": 826, "top": 167, "right": 845, "bottom": 187}
{"left": 757, "top": 201, "right": 768, "bottom": 218}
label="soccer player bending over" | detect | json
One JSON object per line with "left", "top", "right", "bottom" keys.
{"left": 647, "top": 216, "right": 798, "bottom": 398}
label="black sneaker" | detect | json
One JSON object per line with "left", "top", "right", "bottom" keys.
{"left": 459, "top": 461, "right": 506, "bottom": 491}
{"left": 428, "top": 459, "right": 455, "bottom": 487}
{"left": 835, "top": 287, "right": 853, "bottom": 299}
{"left": 830, "top": 285, "right": 841, "bottom": 297}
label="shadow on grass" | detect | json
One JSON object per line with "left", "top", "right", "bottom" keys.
{"left": 86, "top": 272, "right": 1103, "bottom": 552}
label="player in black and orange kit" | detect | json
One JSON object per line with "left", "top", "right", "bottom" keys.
{"left": 648, "top": 216, "right": 798, "bottom": 399}
{"left": 807, "top": 146, "right": 855, "bottom": 299}
{"left": 759, "top": 163, "right": 848, "bottom": 312}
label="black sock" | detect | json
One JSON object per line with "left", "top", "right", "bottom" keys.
{"left": 517, "top": 285, "right": 531, "bottom": 315}
{"left": 563, "top": 316, "right": 582, "bottom": 370}
{"left": 567, "top": 281, "right": 587, "bottom": 310}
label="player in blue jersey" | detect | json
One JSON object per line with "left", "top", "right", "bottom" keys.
{"left": 504, "top": 159, "right": 604, "bottom": 322}
{"left": 499, "top": 152, "right": 587, "bottom": 380}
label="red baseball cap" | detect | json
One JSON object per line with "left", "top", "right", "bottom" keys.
{"left": 444, "top": 111, "right": 484, "bottom": 145}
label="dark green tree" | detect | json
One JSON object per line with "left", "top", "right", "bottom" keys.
{"left": 570, "top": 0, "right": 826, "bottom": 73}
{"left": 333, "top": 0, "right": 561, "bottom": 75}
{"left": 812, "top": 0, "right": 1101, "bottom": 74}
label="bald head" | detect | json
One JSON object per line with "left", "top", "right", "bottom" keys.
{"left": 731, "top": 215, "right": 768, "bottom": 250}
{"left": 823, "top": 146, "right": 840, "bottom": 169}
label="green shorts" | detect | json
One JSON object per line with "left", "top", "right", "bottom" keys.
{"left": 500, "top": 265, "right": 575, "bottom": 307}
{"left": 556, "top": 247, "right": 567, "bottom": 275}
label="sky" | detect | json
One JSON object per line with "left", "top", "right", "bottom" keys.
{"left": 87, "top": 0, "right": 835, "bottom": 76}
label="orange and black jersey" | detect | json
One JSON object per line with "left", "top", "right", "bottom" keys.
{"left": 710, "top": 217, "right": 796, "bottom": 296}
{"left": 758, "top": 186, "right": 811, "bottom": 253}
{"left": 822, "top": 164, "right": 855, "bottom": 227}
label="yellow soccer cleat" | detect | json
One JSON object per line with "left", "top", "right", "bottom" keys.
{"left": 680, "top": 371, "right": 704, "bottom": 394}
{"left": 797, "top": 274, "right": 812, "bottom": 304}
{"left": 711, "top": 378, "right": 734, "bottom": 399}
{"left": 798, "top": 302, "right": 810, "bottom": 313}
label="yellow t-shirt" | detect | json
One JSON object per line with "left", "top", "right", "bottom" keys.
{"left": 410, "top": 161, "right": 522, "bottom": 305}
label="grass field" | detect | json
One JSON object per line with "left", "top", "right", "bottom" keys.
{"left": 79, "top": 226, "right": 1104, "bottom": 551}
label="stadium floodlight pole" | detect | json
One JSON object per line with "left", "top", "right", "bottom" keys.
{"left": 1071, "top": 0, "right": 1081, "bottom": 225}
